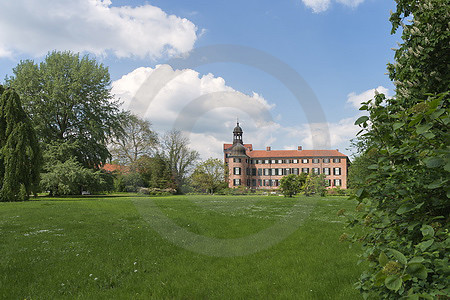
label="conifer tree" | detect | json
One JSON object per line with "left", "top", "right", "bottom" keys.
{"left": 0, "top": 87, "right": 42, "bottom": 201}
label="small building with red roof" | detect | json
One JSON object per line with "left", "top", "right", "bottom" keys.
{"left": 224, "top": 122, "right": 349, "bottom": 189}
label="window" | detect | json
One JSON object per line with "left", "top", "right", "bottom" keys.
{"left": 302, "top": 159, "right": 309, "bottom": 163}
{"left": 284, "top": 168, "right": 291, "bottom": 175}
{"left": 334, "top": 179, "right": 341, "bottom": 186}
{"left": 264, "top": 168, "right": 270, "bottom": 176}
{"left": 252, "top": 179, "right": 256, "bottom": 186}
{"left": 271, "top": 159, "right": 276, "bottom": 164}
{"left": 233, "top": 158, "right": 241, "bottom": 163}
{"left": 233, "top": 167, "right": 241, "bottom": 175}
{"left": 333, "top": 167, "right": 341, "bottom": 175}
{"left": 264, "top": 159, "right": 269, "bottom": 164}
{"left": 333, "top": 158, "right": 341, "bottom": 163}
{"left": 273, "top": 168, "right": 279, "bottom": 176}
{"left": 247, "top": 179, "right": 251, "bottom": 186}
{"left": 292, "top": 168, "right": 299, "bottom": 175}
{"left": 293, "top": 159, "right": 298, "bottom": 164}
{"left": 325, "top": 179, "right": 331, "bottom": 187}
{"left": 258, "top": 168, "right": 262, "bottom": 176}
{"left": 302, "top": 168, "right": 309, "bottom": 174}
{"left": 274, "top": 180, "right": 279, "bottom": 187}
{"left": 278, "top": 168, "right": 283, "bottom": 175}
{"left": 278, "top": 159, "right": 283, "bottom": 164}
{"left": 313, "top": 167, "right": 320, "bottom": 174}
{"left": 233, "top": 179, "right": 241, "bottom": 186}
{"left": 312, "top": 158, "right": 319, "bottom": 163}
{"left": 264, "top": 179, "right": 271, "bottom": 186}
{"left": 323, "top": 158, "right": 330, "bottom": 163}
{"left": 246, "top": 168, "right": 250, "bottom": 176}
{"left": 323, "top": 168, "right": 330, "bottom": 175}
{"left": 252, "top": 168, "right": 257, "bottom": 176}
{"left": 258, "top": 179, "right": 262, "bottom": 186}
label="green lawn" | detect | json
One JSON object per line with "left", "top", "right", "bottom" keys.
{"left": 0, "top": 195, "right": 364, "bottom": 299}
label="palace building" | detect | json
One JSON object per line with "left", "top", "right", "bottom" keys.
{"left": 224, "top": 122, "right": 349, "bottom": 189}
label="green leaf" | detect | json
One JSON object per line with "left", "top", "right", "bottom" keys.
{"left": 408, "top": 257, "right": 424, "bottom": 264}
{"left": 355, "top": 116, "right": 369, "bottom": 125}
{"left": 389, "top": 249, "right": 407, "bottom": 265}
{"left": 426, "top": 178, "right": 447, "bottom": 189}
{"left": 420, "top": 225, "right": 435, "bottom": 238}
{"left": 396, "top": 203, "right": 415, "bottom": 215}
{"left": 417, "top": 239, "right": 433, "bottom": 251}
{"left": 423, "top": 157, "right": 444, "bottom": 168}
{"left": 379, "top": 251, "right": 389, "bottom": 266}
{"left": 416, "top": 124, "right": 432, "bottom": 134}
{"left": 444, "top": 162, "right": 450, "bottom": 172}
{"left": 393, "top": 122, "right": 404, "bottom": 130}
{"left": 406, "top": 263, "right": 428, "bottom": 279}
{"left": 385, "top": 275, "right": 402, "bottom": 291}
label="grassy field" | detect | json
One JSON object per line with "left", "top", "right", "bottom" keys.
{"left": 0, "top": 194, "right": 364, "bottom": 299}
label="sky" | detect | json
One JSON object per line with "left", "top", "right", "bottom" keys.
{"left": 0, "top": 0, "right": 400, "bottom": 160}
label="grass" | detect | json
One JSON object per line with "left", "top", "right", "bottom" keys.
{"left": 0, "top": 194, "right": 364, "bottom": 299}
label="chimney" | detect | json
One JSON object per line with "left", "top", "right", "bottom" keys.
{"left": 336, "top": 149, "right": 339, "bottom": 152}
{"left": 298, "top": 146, "right": 302, "bottom": 150}
{"left": 266, "top": 146, "right": 271, "bottom": 151}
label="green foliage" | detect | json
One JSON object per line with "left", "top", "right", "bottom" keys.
{"left": 279, "top": 173, "right": 306, "bottom": 197}
{"left": 7, "top": 51, "right": 125, "bottom": 168}
{"left": 132, "top": 154, "right": 175, "bottom": 190}
{"left": 40, "top": 157, "right": 108, "bottom": 195}
{"left": 0, "top": 87, "right": 42, "bottom": 201}
{"left": 303, "top": 173, "right": 327, "bottom": 197}
{"left": 190, "top": 158, "right": 226, "bottom": 194}
{"left": 348, "top": 1, "right": 450, "bottom": 297}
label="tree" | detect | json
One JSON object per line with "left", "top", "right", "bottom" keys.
{"left": 0, "top": 87, "right": 42, "bottom": 201}
{"left": 109, "top": 114, "right": 158, "bottom": 165}
{"left": 191, "top": 158, "right": 226, "bottom": 194}
{"left": 161, "top": 129, "right": 199, "bottom": 192}
{"left": 132, "top": 154, "right": 175, "bottom": 189}
{"left": 303, "top": 173, "right": 327, "bottom": 197}
{"left": 280, "top": 173, "right": 306, "bottom": 197}
{"left": 7, "top": 51, "right": 125, "bottom": 168}
{"left": 40, "top": 142, "right": 112, "bottom": 195}
{"left": 348, "top": 1, "right": 449, "bottom": 298}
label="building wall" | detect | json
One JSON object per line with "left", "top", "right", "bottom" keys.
{"left": 225, "top": 154, "right": 348, "bottom": 189}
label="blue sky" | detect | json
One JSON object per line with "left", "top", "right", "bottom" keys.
{"left": 0, "top": 0, "right": 400, "bottom": 159}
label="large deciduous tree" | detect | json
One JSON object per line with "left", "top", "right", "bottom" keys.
{"left": 190, "top": 158, "right": 226, "bottom": 194}
{"left": 7, "top": 51, "right": 125, "bottom": 168}
{"left": 161, "top": 129, "right": 199, "bottom": 192}
{"left": 0, "top": 87, "right": 42, "bottom": 201}
{"left": 349, "top": 0, "right": 449, "bottom": 298}
{"left": 109, "top": 114, "right": 158, "bottom": 165}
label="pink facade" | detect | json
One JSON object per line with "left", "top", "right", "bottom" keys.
{"left": 224, "top": 123, "right": 349, "bottom": 189}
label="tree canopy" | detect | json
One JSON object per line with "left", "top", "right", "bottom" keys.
{"left": 190, "top": 158, "right": 226, "bottom": 194}
{"left": 279, "top": 173, "right": 306, "bottom": 197}
{"left": 7, "top": 51, "right": 125, "bottom": 168}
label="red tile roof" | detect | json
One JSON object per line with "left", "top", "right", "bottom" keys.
{"left": 101, "top": 163, "right": 130, "bottom": 173}
{"left": 247, "top": 149, "right": 346, "bottom": 158}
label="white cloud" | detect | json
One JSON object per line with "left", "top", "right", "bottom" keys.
{"left": 346, "top": 86, "right": 390, "bottom": 109}
{"left": 112, "top": 65, "right": 278, "bottom": 159}
{"left": 301, "top": 0, "right": 366, "bottom": 12}
{"left": 302, "top": 0, "right": 331, "bottom": 13}
{"left": 112, "top": 65, "right": 373, "bottom": 159}
{"left": 0, "top": 0, "right": 198, "bottom": 59}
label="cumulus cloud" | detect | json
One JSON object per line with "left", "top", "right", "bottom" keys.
{"left": 301, "top": 0, "right": 366, "bottom": 13}
{"left": 346, "top": 86, "right": 390, "bottom": 109}
{"left": 0, "top": 0, "right": 198, "bottom": 58}
{"left": 111, "top": 65, "right": 278, "bottom": 159}
{"left": 282, "top": 116, "right": 360, "bottom": 153}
